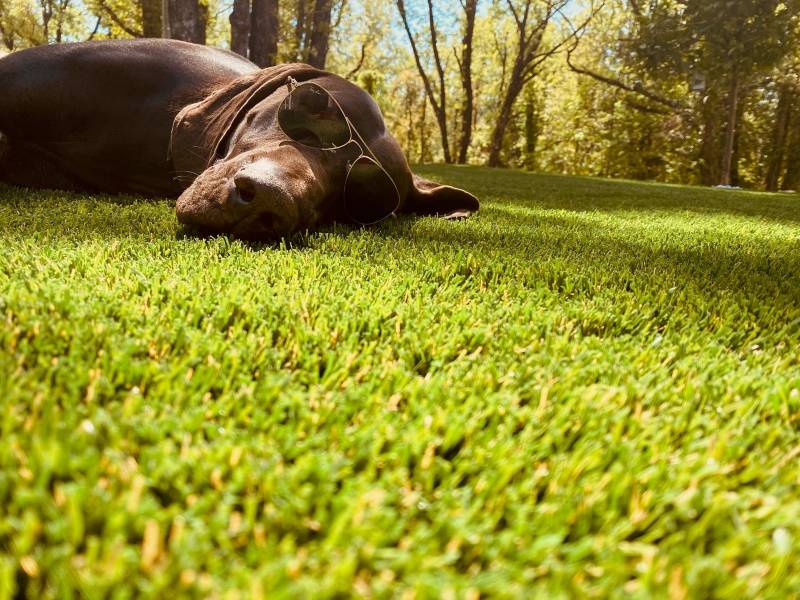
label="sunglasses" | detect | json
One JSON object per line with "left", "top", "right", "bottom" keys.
{"left": 278, "top": 77, "right": 401, "bottom": 225}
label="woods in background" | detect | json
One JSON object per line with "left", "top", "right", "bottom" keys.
{"left": 1, "top": 0, "right": 799, "bottom": 190}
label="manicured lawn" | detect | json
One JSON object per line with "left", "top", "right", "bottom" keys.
{"left": 1, "top": 166, "right": 799, "bottom": 598}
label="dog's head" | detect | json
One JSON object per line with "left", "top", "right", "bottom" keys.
{"left": 170, "top": 64, "right": 478, "bottom": 239}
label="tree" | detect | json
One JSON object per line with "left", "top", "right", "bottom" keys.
{"left": 456, "top": 0, "right": 478, "bottom": 163}
{"left": 771, "top": 61, "right": 800, "bottom": 190}
{"left": 307, "top": 0, "right": 332, "bottom": 68}
{"left": 487, "top": 0, "right": 599, "bottom": 167}
{"left": 764, "top": 80, "right": 795, "bottom": 191}
{"left": 522, "top": 82, "right": 539, "bottom": 169}
{"left": 40, "top": 0, "right": 72, "bottom": 43}
{"left": 165, "top": 0, "right": 206, "bottom": 43}
{"left": 140, "top": 0, "right": 161, "bottom": 37}
{"left": 287, "top": 0, "right": 343, "bottom": 68}
{"left": 230, "top": 0, "right": 250, "bottom": 56}
{"left": 683, "top": 0, "right": 798, "bottom": 186}
{"left": 781, "top": 114, "right": 800, "bottom": 190}
{"left": 396, "top": 0, "right": 454, "bottom": 163}
{"left": 1, "top": 0, "right": 98, "bottom": 47}
{"left": 228, "top": 0, "right": 277, "bottom": 66}
{"left": 0, "top": 1, "right": 23, "bottom": 49}
{"left": 568, "top": 0, "right": 800, "bottom": 185}
{"left": 250, "top": 0, "right": 278, "bottom": 66}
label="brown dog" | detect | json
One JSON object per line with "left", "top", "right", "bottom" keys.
{"left": 0, "top": 39, "right": 478, "bottom": 239}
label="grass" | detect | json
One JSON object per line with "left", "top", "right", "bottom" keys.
{"left": 0, "top": 165, "right": 799, "bottom": 598}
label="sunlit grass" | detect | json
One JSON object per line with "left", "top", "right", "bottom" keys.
{"left": 1, "top": 166, "right": 799, "bottom": 598}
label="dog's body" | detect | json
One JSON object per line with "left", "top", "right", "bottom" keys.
{"left": 0, "top": 41, "right": 258, "bottom": 196}
{"left": 0, "top": 40, "right": 478, "bottom": 238}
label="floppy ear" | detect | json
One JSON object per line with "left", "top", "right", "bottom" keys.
{"left": 403, "top": 174, "right": 480, "bottom": 219}
{"left": 169, "top": 63, "right": 323, "bottom": 178}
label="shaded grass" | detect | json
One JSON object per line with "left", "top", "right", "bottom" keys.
{"left": 0, "top": 166, "right": 799, "bottom": 598}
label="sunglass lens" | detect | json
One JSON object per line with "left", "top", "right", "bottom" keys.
{"left": 278, "top": 83, "right": 350, "bottom": 148}
{"left": 344, "top": 156, "right": 400, "bottom": 224}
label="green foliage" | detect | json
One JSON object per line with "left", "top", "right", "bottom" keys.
{"left": 1, "top": 170, "right": 799, "bottom": 597}
{"left": 0, "top": 0, "right": 90, "bottom": 47}
{"left": 4, "top": 0, "right": 800, "bottom": 187}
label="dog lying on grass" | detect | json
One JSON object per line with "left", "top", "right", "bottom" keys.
{"left": 0, "top": 40, "right": 478, "bottom": 240}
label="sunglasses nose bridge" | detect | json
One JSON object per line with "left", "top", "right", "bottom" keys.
{"left": 342, "top": 138, "right": 363, "bottom": 160}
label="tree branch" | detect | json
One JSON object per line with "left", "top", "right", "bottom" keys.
{"left": 332, "top": 0, "right": 346, "bottom": 30}
{"left": 427, "top": 0, "right": 447, "bottom": 103}
{"left": 624, "top": 98, "right": 673, "bottom": 115}
{"left": 346, "top": 41, "right": 367, "bottom": 78}
{"left": 505, "top": 0, "right": 522, "bottom": 28}
{"left": 86, "top": 14, "right": 102, "bottom": 40}
{"left": 396, "top": 0, "right": 442, "bottom": 115}
{"left": 566, "top": 46, "right": 685, "bottom": 111}
{"left": 97, "top": 0, "right": 143, "bottom": 37}
{"left": 520, "top": 0, "right": 602, "bottom": 82}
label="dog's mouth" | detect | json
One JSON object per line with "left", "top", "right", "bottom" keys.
{"left": 231, "top": 212, "right": 287, "bottom": 240}
{"left": 176, "top": 192, "right": 297, "bottom": 241}
{"left": 174, "top": 152, "right": 319, "bottom": 241}
{"left": 177, "top": 210, "right": 288, "bottom": 240}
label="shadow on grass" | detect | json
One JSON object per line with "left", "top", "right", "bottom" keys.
{"left": 0, "top": 182, "right": 170, "bottom": 207}
{"left": 416, "top": 166, "right": 800, "bottom": 225}
{"left": 378, "top": 208, "right": 800, "bottom": 325}
{"left": 175, "top": 222, "right": 361, "bottom": 251}
{"left": 0, "top": 183, "right": 360, "bottom": 249}
{"left": 3, "top": 178, "right": 800, "bottom": 315}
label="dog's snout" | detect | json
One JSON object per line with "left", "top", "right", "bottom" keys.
{"left": 230, "top": 168, "right": 300, "bottom": 238}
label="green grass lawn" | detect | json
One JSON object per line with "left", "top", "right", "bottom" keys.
{"left": 1, "top": 165, "right": 799, "bottom": 598}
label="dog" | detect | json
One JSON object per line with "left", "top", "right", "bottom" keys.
{"left": 0, "top": 39, "right": 478, "bottom": 239}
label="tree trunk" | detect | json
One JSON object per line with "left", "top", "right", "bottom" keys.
{"left": 0, "top": 24, "right": 13, "bottom": 51}
{"left": 699, "top": 92, "right": 721, "bottom": 186}
{"left": 719, "top": 71, "right": 739, "bottom": 186}
{"left": 295, "top": 0, "right": 309, "bottom": 61}
{"left": 419, "top": 97, "right": 429, "bottom": 164}
{"left": 250, "top": 0, "right": 278, "bottom": 67}
{"left": 488, "top": 67, "right": 524, "bottom": 167}
{"left": 54, "top": 0, "right": 67, "bottom": 42}
{"left": 781, "top": 109, "right": 800, "bottom": 190}
{"left": 161, "top": 0, "right": 170, "bottom": 37}
{"left": 523, "top": 87, "right": 538, "bottom": 170}
{"left": 167, "top": 0, "right": 206, "bottom": 43}
{"left": 140, "top": 0, "right": 163, "bottom": 37}
{"left": 727, "top": 95, "right": 745, "bottom": 187}
{"left": 765, "top": 82, "right": 794, "bottom": 191}
{"left": 456, "top": 0, "right": 477, "bottom": 164}
{"left": 230, "top": 0, "right": 251, "bottom": 58}
{"left": 434, "top": 112, "right": 451, "bottom": 163}
{"left": 307, "top": 0, "right": 332, "bottom": 69}
{"left": 41, "top": 0, "right": 52, "bottom": 43}
{"left": 484, "top": 0, "right": 554, "bottom": 168}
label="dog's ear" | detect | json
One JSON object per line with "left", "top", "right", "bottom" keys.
{"left": 403, "top": 174, "right": 479, "bottom": 219}
{"left": 169, "top": 64, "right": 323, "bottom": 177}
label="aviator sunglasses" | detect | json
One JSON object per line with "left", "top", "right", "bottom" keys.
{"left": 278, "top": 77, "right": 401, "bottom": 225}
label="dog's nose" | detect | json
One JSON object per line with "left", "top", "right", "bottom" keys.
{"left": 232, "top": 169, "right": 299, "bottom": 238}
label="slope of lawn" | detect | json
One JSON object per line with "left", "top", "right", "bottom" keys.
{"left": 1, "top": 166, "right": 799, "bottom": 598}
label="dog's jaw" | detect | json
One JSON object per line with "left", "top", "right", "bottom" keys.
{"left": 175, "top": 151, "right": 326, "bottom": 240}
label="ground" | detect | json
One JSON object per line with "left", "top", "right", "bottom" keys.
{"left": 0, "top": 166, "right": 799, "bottom": 598}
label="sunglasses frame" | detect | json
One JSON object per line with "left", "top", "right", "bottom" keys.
{"left": 279, "top": 77, "right": 401, "bottom": 225}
